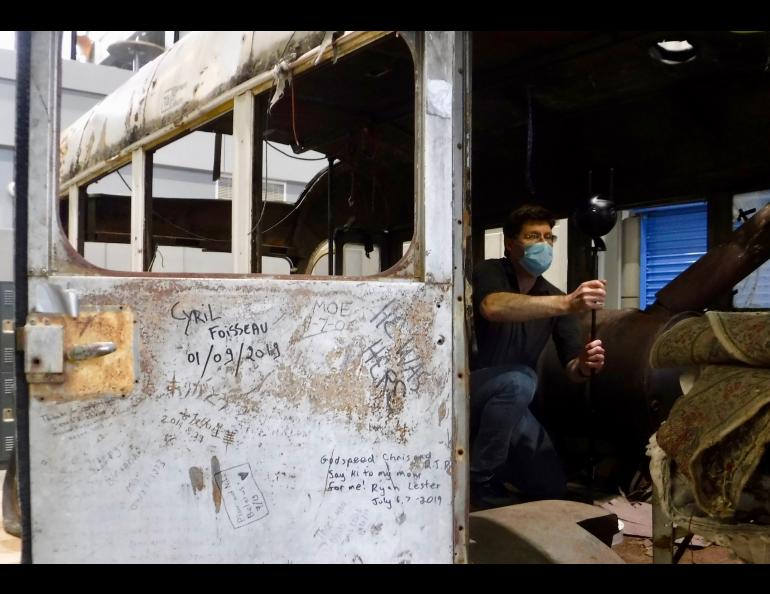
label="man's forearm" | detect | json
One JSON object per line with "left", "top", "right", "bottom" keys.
{"left": 480, "top": 292, "right": 569, "bottom": 323}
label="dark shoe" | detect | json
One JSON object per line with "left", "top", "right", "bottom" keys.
{"left": 2, "top": 454, "right": 21, "bottom": 538}
{"left": 470, "top": 479, "right": 522, "bottom": 511}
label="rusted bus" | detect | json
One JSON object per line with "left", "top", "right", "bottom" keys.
{"left": 19, "top": 31, "right": 468, "bottom": 564}
{"left": 59, "top": 32, "right": 387, "bottom": 189}
{"left": 56, "top": 31, "right": 419, "bottom": 280}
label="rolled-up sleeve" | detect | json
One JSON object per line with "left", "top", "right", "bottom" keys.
{"left": 552, "top": 313, "right": 584, "bottom": 368}
{"left": 473, "top": 260, "right": 515, "bottom": 313}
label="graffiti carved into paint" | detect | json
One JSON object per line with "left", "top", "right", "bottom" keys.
{"left": 214, "top": 463, "right": 269, "bottom": 529}
{"left": 320, "top": 450, "right": 449, "bottom": 510}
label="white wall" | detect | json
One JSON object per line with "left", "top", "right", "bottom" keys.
{"left": 0, "top": 47, "right": 134, "bottom": 149}
{"left": 483, "top": 220, "right": 569, "bottom": 294}
{"left": 733, "top": 191, "right": 770, "bottom": 308}
{"left": 0, "top": 149, "right": 12, "bottom": 281}
{"left": 83, "top": 242, "right": 291, "bottom": 275}
{"left": 597, "top": 220, "right": 622, "bottom": 310}
{"left": 620, "top": 212, "right": 640, "bottom": 309}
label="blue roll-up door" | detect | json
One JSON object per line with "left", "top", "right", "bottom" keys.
{"left": 639, "top": 202, "right": 708, "bottom": 310}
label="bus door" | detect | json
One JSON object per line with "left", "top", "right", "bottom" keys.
{"left": 16, "top": 31, "right": 470, "bottom": 563}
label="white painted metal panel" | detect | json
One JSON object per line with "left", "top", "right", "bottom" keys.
{"left": 67, "top": 185, "right": 78, "bottom": 249}
{"left": 232, "top": 92, "right": 255, "bottom": 274}
{"left": 422, "top": 31, "right": 455, "bottom": 285}
{"left": 25, "top": 30, "right": 466, "bottom": 565}
{"left": 28, "top": 276, "right": 454, "bottom": 563}
{"left": 130, "top": 150, "right": 146, "bottom": 272}
{"left": 27, "top": 32, "right": 61, "bottom": 276}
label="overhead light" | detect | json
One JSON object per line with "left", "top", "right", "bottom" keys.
{"left": 649, "top": 39, "right": 697, "bottom": 65}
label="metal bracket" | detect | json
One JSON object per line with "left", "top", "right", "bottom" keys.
{"left": 24, "top": 316, "right": 65, "bottom": 383}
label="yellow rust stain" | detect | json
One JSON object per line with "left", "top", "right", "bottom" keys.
{"left": 83, "top": 132, "right": 96, "bottom": 161}
{"left": 30, "top": 308, "right": 135, "bottom": 403}
{"left": 268, "top": 291, "right": 446, "bottom": 443}
{"left": 211, "top": 456, "right": 222, "bottom": 513}
{"left": 189, "top": 466, "right": 205, "bottom": 494}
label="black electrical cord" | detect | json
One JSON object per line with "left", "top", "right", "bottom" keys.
{"left": 266, "top": 141, "right": 326, "bottom": 161}
{"left": 526, "top": 85, "right": 535, "bottom": 197}
{"left": 260, "top": 167, "right": 328, "bottom": 235}
{"left": 116, "top": 169, "right": 131, "bottom": 192}
{"left": 117, "top": 169, "right": 221, "bottom": 242}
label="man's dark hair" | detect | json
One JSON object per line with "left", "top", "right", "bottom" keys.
{"left": 502, "top": 204, "right": 556, "bottom": 238}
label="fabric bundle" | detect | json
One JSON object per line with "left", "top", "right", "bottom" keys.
{"left": 648, "top": 311, "right": 770, "bottom": 562}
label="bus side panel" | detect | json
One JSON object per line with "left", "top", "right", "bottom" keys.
{"left": 28, "top": 275, "right": 453, "bottom": 563}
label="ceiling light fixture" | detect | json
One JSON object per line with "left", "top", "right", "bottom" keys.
{"left": 649, "top": 39, "right": 697, "bottom": 65}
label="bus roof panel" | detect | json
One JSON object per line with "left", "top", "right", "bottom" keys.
{"left": 60, "top": 31, "right": 329, "bottom": 188}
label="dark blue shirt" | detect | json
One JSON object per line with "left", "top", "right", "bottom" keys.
{"left": 471, "top": 257, "right": 583, "bottom": 371}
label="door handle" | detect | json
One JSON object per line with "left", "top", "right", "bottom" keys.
{"left": 67, "top": 342, "right": 117, "bottom": 361}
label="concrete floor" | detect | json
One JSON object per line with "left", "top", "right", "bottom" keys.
{"left": 0, "top": 470, "right": 21, "bottom": 564}
{"left": 612, "top": 535, "right": 744, "bottom": 564}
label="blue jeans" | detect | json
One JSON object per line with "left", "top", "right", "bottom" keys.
{"left": 470, "top": 365, "right": 566, "bottom": 500}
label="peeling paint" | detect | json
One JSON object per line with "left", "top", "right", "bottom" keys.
{"left": 211, "top": 455, "right": 222, "bottom": 513}
{"left": 29, "top": 308, "right": 136, "bottom": 403}
{"left": 189, "top": 466, "right": 205, "bottom": 494}
{"left": 30, "top": 30, "right": 465, "bottom": 564}
{"left": 59, "top": 31, "right": 331, "bottom": 185}
{"left": 438, "top": 401, "right": 447, "bottom": 425}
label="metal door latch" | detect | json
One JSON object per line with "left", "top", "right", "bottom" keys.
{"left": 67, "top": 342, "right": 117, "bottom": 361}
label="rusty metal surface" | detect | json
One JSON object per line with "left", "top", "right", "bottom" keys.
{"left": 60, "top": 32, "right": 316, "bottom": 186}
{"left": 29, "top": 31, "right": 465, "bottom": 563}
{"left": 28, "top": 309, "right": 136, "bottom": 403}
{"left": 27, "top": 275, "right": 454, "bottom": 563}
{"left": 59, "top": 32, "right": 390, "bottom": 191}
{"left": 449, "top": 31, "right": 471, "bottom": 563}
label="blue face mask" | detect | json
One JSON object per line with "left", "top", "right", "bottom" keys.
{"left": 519, "top": 242, "right": 553, "bottom": 276}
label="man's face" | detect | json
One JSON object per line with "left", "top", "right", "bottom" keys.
{"left": 504, "top": 220, "right": 554, "bottom": 262}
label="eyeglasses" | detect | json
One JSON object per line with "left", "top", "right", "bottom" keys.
{"left": 520, "top": 232, "right": 558, "bottom": 244}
